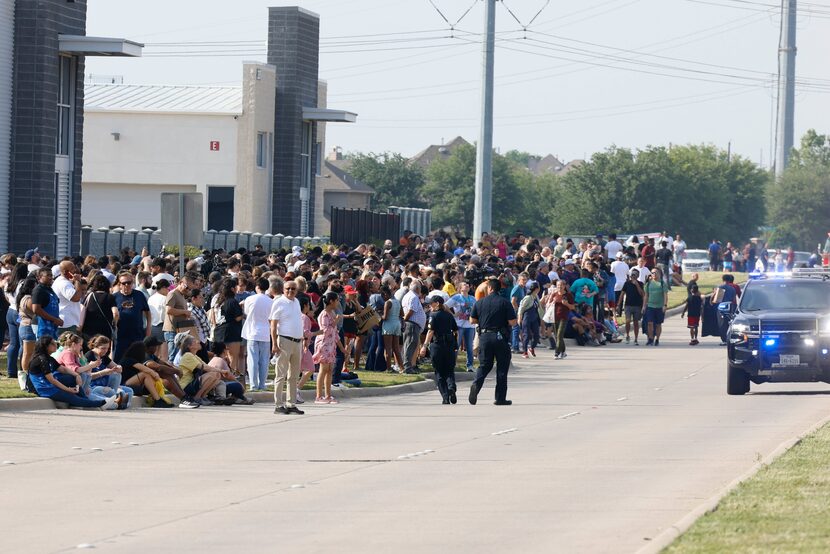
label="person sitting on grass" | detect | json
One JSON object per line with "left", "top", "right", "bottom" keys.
{"left": 27, "top": 336, "right": 115, "bottom": 409}
{"left": 207, "top": 342, "right": 254, "bottom": 405}
{"left": 53, "top": 332, "right": 125, "bottom": 409}
{"left": 84, "top": 334, "right": 133, "bottom": 409}
{"left": 119, "top": 341, "right": 174, "bottom": 409}
{"left": 177, "top": 334, "right": 224, "bottom": 406}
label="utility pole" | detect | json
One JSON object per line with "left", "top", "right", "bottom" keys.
{"left": 473, "top": 0, "right": 496, "bottom": 241}
{"left": 775, "top": 0, "right": 797, "bottom": 179}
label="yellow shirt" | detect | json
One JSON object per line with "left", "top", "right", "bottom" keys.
{"left": 443, "top": 282, "right": 457, "bottom": 297}
{"left": 178, "top": 352, "right": 203, "bottom": 388}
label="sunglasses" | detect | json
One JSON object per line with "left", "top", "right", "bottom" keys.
{"left": 285, "top": 287, "right": 298, "bottom": 291}
{"left": 119, "top": 281, "right": 134, "bottom": 285}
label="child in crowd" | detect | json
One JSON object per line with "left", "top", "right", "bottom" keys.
{"left": 85, "top": 334, "right": 133, "bottom": 409}
{"left": 682, "top": 284, "right": 702, "bottom": 346}
{"left": 297, "top": 296, "right": 321, "bottom": 404}
{"left": 55, "top": 332, "right": 125, "bottom": 409}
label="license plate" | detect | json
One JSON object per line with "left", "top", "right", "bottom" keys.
{"left": 779, "top": 354, "right": 800, "bottom": 366}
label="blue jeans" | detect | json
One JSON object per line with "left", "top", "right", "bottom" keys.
{"left": 365, "top": 327, "right": 387, "bottom": 371}
{"left": 163, "top": 331, "right": 178, "bottom": 363}
{"left": 511, "top": 324, "right": 521, "bottom": 351}
{"left": 457, "top": 327, "right": 475, "bottom": 369}
{"left": 6, "top": 308, "right": 20, "bottom": 378}
{"left": 50, "top": 373, "right": 106, "bottom": 408}
{"left": 246, "top": 339, "right": 270, "bottom": 391}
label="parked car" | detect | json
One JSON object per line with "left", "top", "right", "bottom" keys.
{"left": 682, "top": 249, "right": 709, "bottom": 273}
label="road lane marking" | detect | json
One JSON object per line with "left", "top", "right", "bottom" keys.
{"left": 617, "top": 397, "right": 628, "bottom": 402}
{"left": 558, "top": 411, "right": 580, "bottom": 420}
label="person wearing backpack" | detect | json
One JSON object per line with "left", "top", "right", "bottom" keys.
{"left": 642, "top": 267, "right": 668, "bottom": 346}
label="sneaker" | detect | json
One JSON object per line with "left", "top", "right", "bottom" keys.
{"left": 102, "top": 395, "right": 118, "bottom": 410}
{"left": 274, "top": 406, "right": 289, "bottom": 415}
{"left": 326, "top": 396, "right": 339, "bottom": 404}
{"left": 178, "top": 398, "right": 200, "bottom": 409}
{"left": 466, "top": 366, "right": 474, "bottom": 373}
{"left": 331, "top": 382, "right": 345, "bottom": 388}
{"left": 646, "top": 339, "right": 654, "bottom": 346}
{"left": 234, "top": 397, "right": 255, "bottom": 405}
{"left": 152, "top": 399, "right": 173, "bottom": 408}
{"left": 314, "top": 396, "right": 329, "bottom": 404}
{"left": 295, "top": 393, "right": 305, "bottom": 404}
{"left": 560, "top": 353, "right": 568, "bottom": 360}
{"left": 449, "top": 391, "right": 457, "bottom": 404}
{"left": 691, "top": 340, "right": 699, "bottom": 346}
{"left": 530, "top": 348, "right": 536, "bottom": 357}
{"left": 286, "top": 406, "right": 305, "bottom": 415}
{"left": 626, "top": 336, "right": 631, "bottom": 344}
{"left": 634, "top": 340, "right": 640, "bottom": 346}
{"left": 654, "top": 339, "right": 660, "bottom": 346}
{"left": 521, "top": 352, "right": 529, "bottom": 359}
{"left": 198, "top": 398, "right": 215, "bottom": 406}
{"left": 468, "top": 383, "right": 479, "bottom": 405}
{"left": 554, "top": 353, "right": 561, "bottom": 360}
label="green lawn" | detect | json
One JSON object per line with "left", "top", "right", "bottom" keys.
{"left": 667, "top": 272, "right": 748, "bottom": 310}
{"left": 666, "top": 421, "right": 830, "bottom": 552}
{"left": 0, "top": 375, "right": 33, "bottom": 399}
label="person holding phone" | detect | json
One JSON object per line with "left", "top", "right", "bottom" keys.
{"left": 27, "top": 336, "right": 112, "bottom": 408}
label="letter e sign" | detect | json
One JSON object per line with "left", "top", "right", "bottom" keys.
{"left": 210, "top": 141, "right": 220, "bottom": 151}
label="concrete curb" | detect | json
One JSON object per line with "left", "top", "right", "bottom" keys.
{"left": 0, "top": 372, "right": 476, "bottom": 411}
{"left": 636, "top": 411, "right": 830, "bottom": 554}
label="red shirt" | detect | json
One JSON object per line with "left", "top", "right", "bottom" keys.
{"left": 641, "top": 244, "right": 656, "bottom": 269}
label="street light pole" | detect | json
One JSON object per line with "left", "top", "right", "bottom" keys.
{"left": 473, "top": 0, "right": 496, "bottom": 241}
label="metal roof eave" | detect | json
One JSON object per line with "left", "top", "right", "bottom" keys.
{"left": 302, "top": 107, "right": 357, "bottom": 123}
{"left": 59, "top": 35, "right": 144, "bottom": 57}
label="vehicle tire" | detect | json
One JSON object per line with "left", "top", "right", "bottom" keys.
{"left": 727, "top": 363, "right": 750, "bottom": 395}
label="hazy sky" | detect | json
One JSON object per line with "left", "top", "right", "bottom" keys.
{"left": 86, "top": 0, "right": 830, "bottom": 166}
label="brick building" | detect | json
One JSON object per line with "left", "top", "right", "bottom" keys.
{"left": 0, "top": 0, "right": 141, "bottom": 257}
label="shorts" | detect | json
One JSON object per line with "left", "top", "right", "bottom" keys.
{"left": 687, "top": 316, "right": 700, "bottom": 328}
{"left": 183, "top": 377, "right": 202, "bottom": 397}
{"left": 624, "top": 306, "right": 642, "bottom": 320}
{"left": 645, "top": 307, "right": 665, "bottom": 325}
{"left": 19, "top": 324, "right": 36, "bottom": 342}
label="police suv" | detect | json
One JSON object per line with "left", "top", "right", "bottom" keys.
{"left": 724, "top": 268, "right": 830, "bottom": 395}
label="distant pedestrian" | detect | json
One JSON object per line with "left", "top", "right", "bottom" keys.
{"left": 682, "top": 284, "right": 702, "bottom": 346}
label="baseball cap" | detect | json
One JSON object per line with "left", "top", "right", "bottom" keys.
{"left": 564, "top": 259, "right": 575, "bottom": 266}
{"left": 24, "top": 247, "right": 39, "bottom": 261}
{"left": 615, "top": 252, "right": 624, "bottom": 259}
{"left": 343, "top": 285, "right": 357, "bottom": 295}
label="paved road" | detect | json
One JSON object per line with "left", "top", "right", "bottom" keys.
{"left": 4, "top": 315, "right": 830, "bottom": 553}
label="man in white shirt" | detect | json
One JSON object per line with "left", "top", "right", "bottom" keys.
{"left": 673, "top": 234, "right": 687, "bottom": 261}
{"left": 605, "top": 233, "right": 623, "bottom": 261}
{"left": 269, "top": 280, "right": 304, "bottom": 415}
{"left": 25, "top": 248, "right": 41, "bottom": 273}
{"left": 610, "top": 252, "right": 630, "bottom": 304}
{"left": 629, "top": 257, "right": 651, "bottom": 284}
{"left": 244, "top": 277, "right": 274, "bottom": 392}
{"left": 52, "top": 261, "right": 86, "bottom": 334}
{"left": 401, "top": 281, "right": 427, "bottom": 374}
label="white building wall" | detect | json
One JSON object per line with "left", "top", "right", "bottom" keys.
{"left": 82, "top": 111, "right": 237, "bottom": 230}
{"left": 0, "top": 0, "right": 15, "bottom": 251}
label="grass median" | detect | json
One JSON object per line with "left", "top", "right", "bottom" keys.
{"left": 665, "top": 421, "right": 830, "bottom": 552}
{"left": 666, "top": 271, "right": 748, "bottom": 310}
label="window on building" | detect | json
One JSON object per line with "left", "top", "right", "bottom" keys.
{"left": 56, "top": 56, "right": 74, "bottom": 156}
{"left": 256, "top": 132, "right": 267, "bottom": 168}
{"left": 207, "top": 186, "right": 235, "bottom": 232}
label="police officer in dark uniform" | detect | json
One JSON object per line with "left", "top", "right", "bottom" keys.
{"left": 421, "top": 296, "right": 459, "bottom": 404}
{"left": 469, "top": 277, "right": 517, "bottom": 405}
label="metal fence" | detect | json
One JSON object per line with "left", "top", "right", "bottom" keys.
{"left": 388, "top": 206, "right": 431, "bottom": 238}
{"left": 330, "top": 208, "right": 401, "bottom": 246}
{"left": 79, "top": 226, "right": 329, "bottom": 257}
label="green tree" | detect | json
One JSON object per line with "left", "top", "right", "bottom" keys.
{"left": 555, "top": 144, "right": 767, "bottom": 247}
{"left": 347, "top": 152, "right": 426, "bottom": 210}
{"left": 504, "top": 149, "right": 541, "bottom": 168}
{"left": 421, "top": 143, "right": 526, "bottom": 236}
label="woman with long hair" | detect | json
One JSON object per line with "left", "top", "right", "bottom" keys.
{"left": 4, "top": 262, "right": 28, "bottom": 379}
{"left": 15, "top": 276, "right": 38, "bottom": 387}
{"left": 313, "top": 292, "right": 347, "bottom": 404}
{"left": 211, "top": 278, "right": 244, "bottom": 373}
{"left": 27, "top": 336, "right": 114, "bottom": 409}
{"left": 79, "top": 273, "right": 118, "bottom": 342}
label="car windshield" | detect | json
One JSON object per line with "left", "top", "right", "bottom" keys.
{"left": 740, "top": 281, "right": 830, "bottom": 311}
{"left": 686, "top": 251, "right": 708, "bottom": 260}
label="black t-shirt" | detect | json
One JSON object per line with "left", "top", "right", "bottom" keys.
{"left": 221, "top": 298, "right": 244, "bottom": 342}
{"left": 621, "top": 280, "right": 644, "bottom": 307}
{"left": 29, "top": 354, "right": 58, "bottom": 377}
{"left": 342, "top": 302, "right": 358, "bottom": 334}
{"left": 655, "top": 248, "right": 673, "bottom": 265}
{"left": 83, "top": 292, "right": 116, "bottom": 337}
{"left": 428, "top": 309, "right": 458, "bottom": 338}
{"left": 686, "top": 295, "right": 703, "bottom": 317}
{"left": 120, "top": 356, "right": 142, "bottom": 381}
{"left": 471, "top": 293, "right": 517, "bottom": 334}
{"left": 32, "top": 284, "right": 52, "bottom": 308}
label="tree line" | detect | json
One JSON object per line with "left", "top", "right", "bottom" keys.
{"left": 346, "top": 130, "right": 828, "bottom": 250}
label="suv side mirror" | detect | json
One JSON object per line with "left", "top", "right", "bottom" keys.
{"left": 718, "top": 301, "right": 735, "bottom": 320}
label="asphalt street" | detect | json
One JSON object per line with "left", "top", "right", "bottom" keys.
{"left": 4, "top": 315, "right": 830, "bottom": 553}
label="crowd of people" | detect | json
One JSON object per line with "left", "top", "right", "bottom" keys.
{"left": 1, "top": 229, "right": 826, "bottom": 410}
